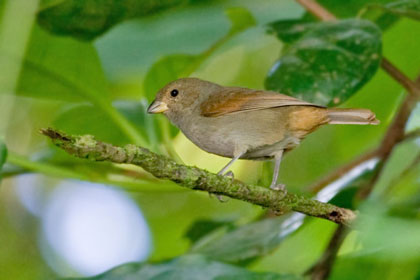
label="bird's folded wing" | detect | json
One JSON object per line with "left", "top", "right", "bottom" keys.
{"left": 200, "top": 87, "right": 324, "bottom": 117}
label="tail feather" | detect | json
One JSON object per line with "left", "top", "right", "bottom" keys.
{"left": 327, "top": 108, "right": 379, "bottom": 125}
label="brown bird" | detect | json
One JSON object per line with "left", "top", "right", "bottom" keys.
{"left": 147, "top": 78, "right": 379, "bottom": 191}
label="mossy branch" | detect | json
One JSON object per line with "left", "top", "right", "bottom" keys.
{"left": 40, "top": 128, "right": 357, "bottom": 226}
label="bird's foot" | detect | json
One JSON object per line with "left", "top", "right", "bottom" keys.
{"left": 224, "top": 171, "right": 234, "bottom": 180}
{"left": 217, "top": 170, "right": 235, "bottom": 182}
{"left": 269, "top": 183, "right": 287, "bottom": 199}
{"left": 210, "top": 170, "right": 234, "bottom": 202}
{"left": 208, "top": 193, "right": 229, "bottom": 203}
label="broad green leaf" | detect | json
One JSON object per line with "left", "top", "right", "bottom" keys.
{"left": 72, "top": 255, "right": 299, "bottom": 280}
{"left": 266, "top": 19, "right": 382, "bottom": 106}
{"left": 144, "top": 7, "right": 256, "bottom": 101}
{"left": 267, "top": 19, "right": 312, "bottom": 44}
{"left": 53, "top": 100, "right": 153, "bottom": 146}
{"left": 190, "top": 216, "right": 299, "bottom": 263}
{"left": 371, "top": 0, "right": 420, "bottom": 20}
{"left": 37, "top": 0, "right": 190, "bottom": 40}
{"left": 0, "top": 142, "right": 7, "bottom": 182}
{"left": 15, "top": 25, "right": 109, "bottom": 102}
{"left": 144, "top": 54, "right": 197, "bottom": 102}
{"left": 184, "top": 219, "right": 234, "bottom": 244}
{"left": 14, "top": 25, "right": 146, "bottom": 145}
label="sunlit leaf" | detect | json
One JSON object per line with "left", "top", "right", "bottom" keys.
{"left": 225, "top": 6, "right": 256, "bottom": 34}
{"left": 144, "top": 7, "right": 256, "bottom": 101}
{"left": 53, "top": 100, "right": 153, "bottom": 145}
{"left": 37, "top": 0, "right": 190, "bottom": 40}
{"left": 15, "top": 25, "right": 109, "bottom": 102}
{"left": 72, "top": 255, "right": 300, "bottom": 280}
{"left": 266, "top": 19, "right": 382, "bottom": 106}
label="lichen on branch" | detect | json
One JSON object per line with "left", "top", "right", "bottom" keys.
{"left": 40, "top": 128, "right": 357, "bottom": 226}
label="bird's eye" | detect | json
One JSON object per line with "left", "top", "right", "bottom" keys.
{"left": 170, "top": 89, "right": 179, "bottom": 97}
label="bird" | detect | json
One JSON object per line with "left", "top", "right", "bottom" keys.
{"left": 147, "top": 77, "right": 379, "bottom": 192}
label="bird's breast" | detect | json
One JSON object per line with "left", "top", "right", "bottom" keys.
{"left": 174, "top": 108, "right": 294, "bottom": 159}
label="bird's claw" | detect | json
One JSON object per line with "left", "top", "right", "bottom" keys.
{"left": 217, "top": 170, "right": 234, "bottom": 182}
{"left": 269, "top": 183, "right": 287, "bottom": 199}
{"left": 224, "top": 171, "right": 234, "bottom": 180}
{"left": 208, "top": 193, "right": 229, "bottom": 203}
{"left": 210, "top": 171, "right": 234, "bottom": 202}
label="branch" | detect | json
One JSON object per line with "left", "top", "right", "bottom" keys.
{"left": 40, "top": 128, "right": 356, "bottom": 226}
{"left": 306, "top": 225, "right": 348, "bottom": 280}
{"left": 294, "top": 1, "right": 420, "bottom": 278}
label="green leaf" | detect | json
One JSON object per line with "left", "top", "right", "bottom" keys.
{"left": 15, "top": 25, "right": 146, "bottom": 146}
{"left": 144, "top": 7, "right": 256, "bottom": 102}
{"left": 72, "top": 255, "right": 299, "bottom": 280}
{"left": 15, "top": 25, "right": 109, "bottom": 102}
{"left": 371, "top": 0, "right": 420, "bottom": 20}
{"left": 53, "top": 100, "right": 153, "bottom": 146}
{"left": 184, "top": 219, "right": 235, "bottom": 243}
{"left": 190, "top": 216, "right": 298, "bottom": 263}
{"left": 225, "top": 6, "right": 256, "bottom": 34}
{"left": 0, "top": 142, "right": 7, "bottom": 182}
{"left": 37, "top": 0, "right": 190, "bottom": 40}
{"left": 267, "top": 19, "right": 312, "bottom": 44}
{"left": 266, "top": 19, "right": 382, "bottom": 106}
{"left": 144, "top": 54, "right": 198, "bottom": 102}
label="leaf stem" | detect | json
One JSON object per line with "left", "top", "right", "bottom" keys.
{"left": 7, "top": 152, "right": 88, "bottom": 180}
{"left": 97, "top": 100, "right": 148, "bottom": 147}
{"left": 6, "top": 151, "right": 178, "bottom": 192}
{"left": 295, "top": 0, "right": 337, "bottom": 21}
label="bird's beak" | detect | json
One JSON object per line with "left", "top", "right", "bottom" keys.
{"left": 147, "top": 100, "right": 168, "bottom": 114}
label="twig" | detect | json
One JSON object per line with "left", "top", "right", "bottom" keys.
{"left": 40, "top": 128, "right": 357, "bottom": 226}
{"left": 381, "top": 58, "right": 420, "bottom": 98}
{"left": 295, "top": 0, "right": 420, "bottom": 278}
{"left": 305, "top": 225, "right": 348, "bottom": 280}
{"left": 403, "top": 128, "right": 420, "bottom": 142}
{"left": 295, "top": 0, "right": 336, "bottom": 21}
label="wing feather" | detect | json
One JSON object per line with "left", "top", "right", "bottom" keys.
{"left": 200, "top": 87, "right": 323, "bottom": 117}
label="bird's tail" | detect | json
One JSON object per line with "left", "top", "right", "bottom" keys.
{"left": 327, "top": 108, "right": 379, "bottom": 125}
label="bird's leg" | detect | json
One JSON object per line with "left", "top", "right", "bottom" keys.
{"left": 217, "top": 152, "right": 243, "bottom": 176}
{"left": 269, "top": 150, "right": 286, "bottom": 194}
{"left": 213, "top": 152, "right": 244, "bottom": 202}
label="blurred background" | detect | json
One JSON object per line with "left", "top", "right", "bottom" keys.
{"left": 1, "top": 0, "right": 420, "bottom": 279}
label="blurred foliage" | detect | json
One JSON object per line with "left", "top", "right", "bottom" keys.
{"left": 73, "top": 254, "right": 302, "bottom": 280}
{"left": 16, "top": 25, "right": 109, "bottom": 102}
{"left": 0, "top": 142, "right": 7, "bottom": 181}
{"left": 144, "top": 6, "right": 256, "bottom": 102}
{"left": 1, "top": 0, "right": 420, "bottom": 279}
{"left": 189, "top": 216, "right": 296, "bottom": 263}
{"left": 38, "top": 0, "right": 191, "bottom": 40}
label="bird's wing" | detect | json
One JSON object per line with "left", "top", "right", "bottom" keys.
{"left": 200, "top": 87, "right": 324, "bottom": 117}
